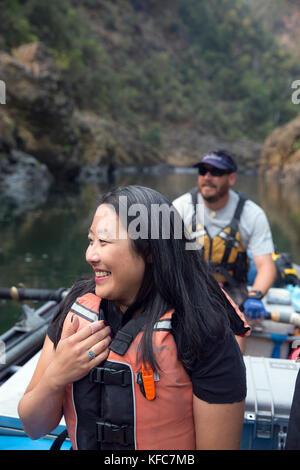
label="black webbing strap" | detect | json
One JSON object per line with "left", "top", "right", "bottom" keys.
{"left": 229, "top": 191, "right": 248, "bottom": 233}
{"left": 220, "top": 191, "right": 247, "bottom": 266}
{"left": 189, "top": 187, "right": 210, "bottom": 241}
{"left": 109, "top": 314, "right": 147, "bottom": 356}
{"left": 189, "top": 187, "right": 198, "bottom": 232}
{"left": 49, "top": 429, "right": 69, "bottom": 451}
{"left": 96, "top": 421, "right": 134, "bottom": 446}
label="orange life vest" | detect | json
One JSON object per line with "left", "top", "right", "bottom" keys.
{"left": 61, "top": 293, "right": 195, "bottom": 450}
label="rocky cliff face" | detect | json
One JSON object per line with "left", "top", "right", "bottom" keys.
{"left": 0, "top": 42, "right": 162, "bottom": 182}
{"left": 0, "top": 43, "right": 79, "bottom": 177}
{"left": 260, "top": 113, "right": 300, "bottom": 184}
{"left": 0, "top": 41, "right": 262, "bottom": 191}
{"left": 251, "top": 1, "right": 300, "bottom": 184}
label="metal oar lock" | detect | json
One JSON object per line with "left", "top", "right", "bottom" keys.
{"left": 14, "top": 305, "right": 43, "bottom": 332}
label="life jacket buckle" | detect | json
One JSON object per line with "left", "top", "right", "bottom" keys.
{"left": 96, "top": 421, "right": 132, "bottom": 446}
{"left": 89, "top": 367, "right": 131, "bottom": 386}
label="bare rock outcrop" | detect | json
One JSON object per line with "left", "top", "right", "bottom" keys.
{"left": 260, "top": 113, "right": 300, "bottom": 183}
{"left": 0, "top": 42, "right": 162, "bottom": 184}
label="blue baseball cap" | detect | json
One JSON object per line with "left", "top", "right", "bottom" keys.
{"left": 194, "top": 151, "right": 237, "bottom": 173}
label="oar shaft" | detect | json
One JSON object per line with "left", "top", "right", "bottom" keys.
{"left": 268, "top": 310, "right": 300, "bottom": 326}
{"left": 0, "top": 287, "right": 67, "bottom": 302}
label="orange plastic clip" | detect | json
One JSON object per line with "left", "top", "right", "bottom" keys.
{"left": 141, "top": 363, "right": 156, "bottom": 400}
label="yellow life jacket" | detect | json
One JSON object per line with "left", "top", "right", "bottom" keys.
{"left": 188, "top": 188, "right": 249, "bottom": 287}
{"left": 272, "top": 252, "right": 300, "bottom": 287}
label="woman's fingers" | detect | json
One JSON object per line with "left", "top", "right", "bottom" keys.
{"left": 70, "top": 318, "right": 107, "bottom": 342}
{"left": 82, "top": 324, "right": 112, "bottom": 366}
{"left": 63, "top": 317, "right": 112, "bottom": 363}
{"left": 52, "top": 319, "right": 112, "bottom": 387}
{"left": 81, "top": 324, "right": 112, "bottom": 351}
{"left": 61, "top": 314, "right": 80, "bottom": 339}
{"left": 61, "top": 317, "right": 111, "bottom": 355}
{"left": 86, "top": 334, "right": 112, "bottom": 364}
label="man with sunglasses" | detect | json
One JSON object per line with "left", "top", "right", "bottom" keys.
{"left": 173, "top": 150, "right": 276, "bottom": 328}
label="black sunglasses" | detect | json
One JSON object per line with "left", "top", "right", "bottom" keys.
{"left": 198, "top": 165, "right": 230, "bottom": 177}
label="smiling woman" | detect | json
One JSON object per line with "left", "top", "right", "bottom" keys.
{"left": 86, "top": 203, "right": 146, "bottom": 311}
{"left": 18, "top": 185, "right": 249, "bottom": 450}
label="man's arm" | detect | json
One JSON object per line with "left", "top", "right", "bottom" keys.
{"left": 251, "top": 253, "right": 276, "bottom": 296}
{"left": 243, "top": 253, "right": 276, "bottom": 322}
{"left": 241, "top": 202, "right": 275, "bottom": 296}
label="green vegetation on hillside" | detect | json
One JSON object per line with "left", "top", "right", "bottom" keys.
{"left": 0, "top": 0, "right": 299, "bottom": 142}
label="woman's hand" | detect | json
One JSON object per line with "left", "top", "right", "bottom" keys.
{"left": 18, "top": 317, "right": 112, "bottom": 440}
{"left": 44, "top": 316, "right": 112, "bottom": 390}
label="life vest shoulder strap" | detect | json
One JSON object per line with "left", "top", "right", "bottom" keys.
{"left": 219, "top": 192, "right": 247, "bottom": 270}
{"left": 109, "top": 314, "right": 146, "bottom": 356}
{"left": 229, "top": 191, "right": 248, "bottom": 234}
{"left": 109, "top": 310, "right": 174, "bottom": 356}
{"left": 189, "top": 187, "right": 200, "bottom": 232}
{"left": 189, "top": 188, "right": 247, "bottom": 234}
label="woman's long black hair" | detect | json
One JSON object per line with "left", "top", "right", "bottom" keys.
{"left": 53, "top": 185, "right": 245, "bottom": 370}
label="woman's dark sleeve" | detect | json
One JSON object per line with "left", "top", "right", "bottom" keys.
{"left": 185, "top": 330, "right": 247, "bottom": 404}
{"left": 46, "top": 320, "right": 58, "bottom": 343}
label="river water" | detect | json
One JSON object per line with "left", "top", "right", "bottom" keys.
{"left": 1, "top": 169, "right": 300, "bottom": 333}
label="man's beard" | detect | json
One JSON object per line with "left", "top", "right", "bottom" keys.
{"left": 200, "top": 182, "right": 229, "bottom": 203}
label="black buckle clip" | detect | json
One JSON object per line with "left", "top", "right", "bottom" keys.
{"left": 89, "top": 367, "right": 131, "bottom": 386}
{"left": 96, "top": 421, "right": 131, "bottom": 446}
